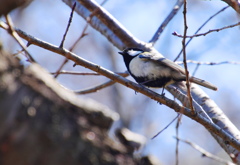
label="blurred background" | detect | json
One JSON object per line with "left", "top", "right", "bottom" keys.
{"left": 1, "top": 0, "right": 240, "bottom": 164}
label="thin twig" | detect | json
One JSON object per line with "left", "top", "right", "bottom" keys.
{"left": 54, "top": 23, "right": 88, "bottom": 78}
{"left": 55, "top": 3, "right": 76, "bottom": 78}
{"left": 176, "top": 137, "right": 235, "bottom": 165}
{"left": 149, "top": 0, "right": 183, "bottom": 45}
{"left": 177, "top": 59, "right": 240, "bottom": 77}
{"left": 75, "top": 79, "right": 120, "bottom": 94}
{"left": 55, "top": 0, "right": 109, "bottom": 78}
{"left": 69, "top": 0, "right": 107, "bottom": 52}
{"left": 99, "top": 0, "right": 109, "bottom": 6}
{"left": 75, "top": 80, "right": 115, "bottom": 94}
{"left": 173, "top": 21, "right": 240, "bottom": 39}
{"left": 52, "top": 71, "right": 98, "bottom": 75}
{"left": 51, "top": 70, "right": 128, "bottom": 76}
{"left": 53, "top": 70, "right": 129, "bottom": 94}
{"left": 4, "top": 15, "right": 36, "bottom": 63}
{"left": 51, "top": 71, "right": 128, "bottom": 76}
{"left": 174, "top": 6, "right": 229, "bottom": 62}
{"left": 182, "top": 0, "right": 194, "bottom": 114}
{"left": 175, "top": 115, "right": 182, "bottom": 165}
{"left": 63, "top": 0, "right": 145, "bottom": 50}
{"left": 59, "top": 2, "right": 76, "bottom": 48}
{"left": 54, "top": 58, "right": 69, "bottom": 78}
{"left": 192, "top": 63, "right": 200, "bottom": 77}
{"left": 76, "top": 71, "right": 128, "bottom": 94}
{"left": 55, "top": 71, "right": 129, "bottom": 94}
{"left": 69, "top": 24, "right": 88, "bottom": 52}
{"left": 175, "top": 60, "right": 240, "bottom": 65}
{"left": 151, "top": 114, "right": 180, "bottom": 139}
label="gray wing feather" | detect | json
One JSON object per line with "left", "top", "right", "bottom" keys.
{"left": 138, "top": 52, "right": 218, "bottom": 90}
{"left": 138, "top": 52, "right": 185, "bottom": 74}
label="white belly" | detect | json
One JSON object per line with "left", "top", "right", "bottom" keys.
{"left": 129, "top": 57, "right": 172, "bottom": 79}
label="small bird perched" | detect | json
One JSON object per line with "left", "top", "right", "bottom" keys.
{"left": 118, "top": 48, "right": 218, "bottom": 91}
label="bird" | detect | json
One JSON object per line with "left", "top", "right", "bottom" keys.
{"left": 118, "top": 48, "right": 218, "bottom": 92}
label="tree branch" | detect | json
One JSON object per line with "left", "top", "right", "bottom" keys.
{"left": 149, "top": 0, "right": 183, "bottom": 45}
{"left": 221, "top": 0, "right": 240, "bottom": 13}
{"left": 176, "top": 137, "right": 235, "bottom": 165}
{"left": 152, "top": 114, "right": 180, "bottom": 139}
{"left": 74, "top": 72, "right": 129, "bottom": 94}
{"left": 64, "top": 0, "right": 148, "bottom": 50}
{"left": 175, "top": 84, "right": 240, "bottom": 163}
{"left": 4, "top": 15, "right": 36, "bottom": 63}
{"left": 59, "top": 2, "right": 76, "bottom": 48}
{"left": 173, "top": 6, "right": 229, "bottom": 61}
{"left": 173, "top": 21, "right": 240, "bottom": 38}
{"left": 175, "top": 60, "right": 240, "bottom": 65}
{"left": 182, "top": 0, "right": 194, "bottom": 114}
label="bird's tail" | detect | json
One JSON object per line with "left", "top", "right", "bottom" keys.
{"left": 189, "top": 77, "right": 218, "bottom": 91}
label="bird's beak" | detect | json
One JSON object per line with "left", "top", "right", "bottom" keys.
{"left": 118, "top": 52, "right": 124, "bottom": 55}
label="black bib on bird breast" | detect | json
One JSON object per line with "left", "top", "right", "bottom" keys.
{"left": 122, "top": 55, "right": 136, "bottom": 71}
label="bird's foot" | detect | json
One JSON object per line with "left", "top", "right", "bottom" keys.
{"left": 160, "top": 92, "right": 165, "bottom": 96}
{"left": 161, "top": 87, "right": 165, "bottom": 96}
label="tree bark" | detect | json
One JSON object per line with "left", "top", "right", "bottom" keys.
{"left": 0, "top": 51, "right": 142, "bottom": 165}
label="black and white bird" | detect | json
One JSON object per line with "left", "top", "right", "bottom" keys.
{"left": 118, "top": 48, "right": 218, "bottom": 91}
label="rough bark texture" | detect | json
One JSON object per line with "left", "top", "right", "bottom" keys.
{"left": 0, "top": 51, "right": 143, "bottom": 165}
{"left": 0, "top": 0, "right": 32, "bottom": 16}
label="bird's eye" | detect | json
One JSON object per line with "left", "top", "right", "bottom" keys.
{"left": 127, "top": 49, "right": 142, "bottom": 56}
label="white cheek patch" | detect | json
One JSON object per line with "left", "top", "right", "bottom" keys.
{"left": 128, "top": 49, "right": 143, "bottom": 56}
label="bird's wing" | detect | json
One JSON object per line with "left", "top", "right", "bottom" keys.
{"left": 159, "top": 58, "right": 186, "bottom": 74}
{"left": 138, "top": 52, "right": 218, "bottom": 91}
{"left": 138, "top": 52, "right": 186, "bottom": 74}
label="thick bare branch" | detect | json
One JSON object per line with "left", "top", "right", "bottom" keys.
{"left": 222, "top": 0, "right": 240, "bottom": 13}
{"left": 63, "top": 0, "right": 149, "bottom": 50}
{"left": 173, "top": 84, "right": 240, "bottom": 163}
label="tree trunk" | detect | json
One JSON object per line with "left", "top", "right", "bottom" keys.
{"left": 0, "top": 51, "right": 141, "bottom": 165}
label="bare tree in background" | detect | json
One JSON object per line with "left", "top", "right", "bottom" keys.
{"left": 0, "top": 0, "right": 240, "bottom": 164}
